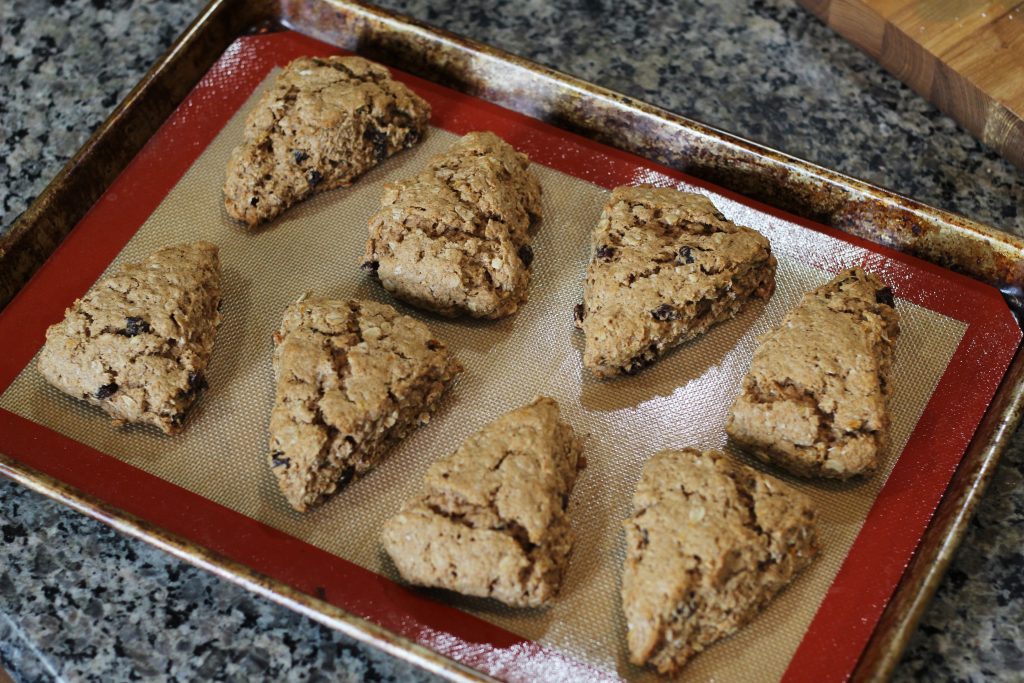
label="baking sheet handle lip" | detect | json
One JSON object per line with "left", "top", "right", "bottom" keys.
{"left": 852, "top": 335, "right": 1024, "bottom": 681}
{"left": 0, "top": 453, "right": 498, "bottom": 683}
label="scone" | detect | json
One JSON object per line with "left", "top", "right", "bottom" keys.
{"left": 726, "top": 268, "right": 900, "bottom": 478}
{"left": 577, "top": 185, "right": 776, "bottom": 377}
{"left": 268, "top": 297, "right": 462, "bottom": 512}
{"left": 622, "top": 448, "right": 818, "bottom": 674}
{"left": 364, "top": 131, "right": 542, "bottom": 319}
{"left": 37, "top": 242, "right": 222, "bottom": 434}
{"left": 224, "top": 55, "right": 431, "bottom": 227}
{"left": 381, "top": 397, "right": 583, "bottom": 607}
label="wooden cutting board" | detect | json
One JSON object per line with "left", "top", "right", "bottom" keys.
{"left": 800, "top": 0, "right": 1024, "bottom": 170}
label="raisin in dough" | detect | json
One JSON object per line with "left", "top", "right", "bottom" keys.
{"left": 268, "top": 297, "right": 462, "bottom": 512}
{"left": 381, "top": 397, "right": 584, "bottom": 607}
{"left": 224, "top": 56, "right": 431, "bottom": 227}
{"left": 364, "top": 131, "right": 542, "bottom": 319}
{"left": 37, "top": 241, "right": 222, "bottom": 434}
{"left": 726, "top": 268, "right": 900, "bottom": 478}
{"left": 577, "top": 185, "right": 776, "bottom": 377}
{"left": 622, "top": 448, "right": 818, "bottom": 674}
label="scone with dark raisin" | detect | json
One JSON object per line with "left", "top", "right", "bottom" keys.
{"left": 365, "top": 131, "right": 542, "bottom": 319}
{"left": 622, "top": 448, "right": 818, "bottom": 674}
{"left": 577, "top": 185, "right": 775, "bottom": 377}
{"left": 268, "top": 297, "right": 462, "bottom": 511}
{"left": 224, "top": 56, "right": 431, "bottom": 227}
{"left": 727, "top": 268, "right": 900, "bottom": 478}
{"left": 37, "top": 241, "right": 222, "bottom": 434}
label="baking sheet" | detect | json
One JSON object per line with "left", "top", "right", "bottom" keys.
{"left": 0, "top": 61, "right": 968, "bottom": 681}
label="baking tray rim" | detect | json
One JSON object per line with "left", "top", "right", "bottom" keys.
{"left": 2, "top": 1, "right": 1023, "bottom": 681}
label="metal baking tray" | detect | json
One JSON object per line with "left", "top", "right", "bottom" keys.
{"left": 2, "top": 1, "right": 1023, "bottom": 681}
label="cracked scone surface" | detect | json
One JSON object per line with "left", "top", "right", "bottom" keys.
{"left": 269, "top": 297, "right": 462, "bottom": 512}
{"left": 577, "top": 185, "right": 776, "bottom": 377}
{"left": 365, "top": 131, "right": 542, "bottom": 319}
{"left": 726, "top": 268, "right": 901, "bottom": 478}
{"left": 224, "top": 55, "right": 431, "bottom": 227}
{"left": 37, "top": 242, "right": 222, "bottom": 435}
{"left": 381, "top": 397, "right": 584, "bottom": 607}
{"left": 622, "top": 449, "right": 818, "bottom": 675}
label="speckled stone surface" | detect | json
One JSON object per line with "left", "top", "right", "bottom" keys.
{"left": 1, "top": 0, "right": 1021, "bottom": 681}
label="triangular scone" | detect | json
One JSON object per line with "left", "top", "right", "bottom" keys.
{"left": 726, "top": 268, "right": 900, "bottom": 478}
{"left": 577, "top": 185, "right": 776, "bottom": 377}
{"left": 622, "top": 449, "right": 818, "bottom": 674}
{"left": 381, "top": 397, "right": 584, "bottom": 607}
{"left": 364, "top": 131, "right": 542, "bottom": 319}
{"left": 269, "top": 297, "right": 462, "bottom": 512}
{"left": 224, "top": 56, "right": 431, "bottom": 227}
{"left": 37, "top": 242, "right": 222, "bottom": 434}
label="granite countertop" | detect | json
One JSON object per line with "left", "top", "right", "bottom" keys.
{"left": 1, "top": 0, "right": 1022, "bottom": 680}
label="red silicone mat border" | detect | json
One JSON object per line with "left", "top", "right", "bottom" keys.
{"left": 0, "top": 31, "right": 1018, "bottom": 683}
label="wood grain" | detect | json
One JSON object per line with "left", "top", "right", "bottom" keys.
{"left": 801, "top": 0, "right": 1024, "bottom": 169}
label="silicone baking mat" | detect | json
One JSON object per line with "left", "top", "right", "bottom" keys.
{"left": 0, "top": 31, "right": 1019, "bottom": 683}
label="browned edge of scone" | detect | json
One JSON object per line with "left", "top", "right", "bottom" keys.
{"left": 363, "top": 130, "right": 543, "bottom": 319}
{"left": 380, "top": 396, "right": 584, "bottom": 607}
{"left": 621, "top": 448, "right": 819, "bottom": 675}
{"left": 726, "top": 268, "right": 901, "bottom": 479}
{"left": 36, "top": 241, "right": 223, "bottom": 435}
{"left": 576, "top": 184, "right": 776, "bottom": 378}
{"left": 267, "top": 296, "right": 462, "bottom": 512}
{"left": 223, "top": 55, "right": 432, "bottom": 228}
